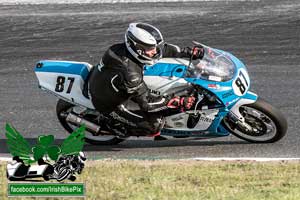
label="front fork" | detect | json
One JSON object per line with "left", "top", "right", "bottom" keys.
{"left": 226, "top": 91, "right": 258, "bottom": 131}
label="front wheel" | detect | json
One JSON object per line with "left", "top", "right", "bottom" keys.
{"left": 223, "top": 98, "right": 287, "bottom": 143}
{"left": 56, "top": 99, "right": 125, "bottom": 145}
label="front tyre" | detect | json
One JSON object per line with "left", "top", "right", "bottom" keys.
{"left": 223, "top": 98, "right": 287, "bottom": 143}
{"left": 56, "top": 99, "right": 124, "bottom": 145}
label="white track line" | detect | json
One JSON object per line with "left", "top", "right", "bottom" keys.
{"left": 0, "top": 0, "right": 261, "bottom": 5}
{"left": 0, "top": 157, "right": 12, "bottom": 162}
{"left": 190, "top": 157, "right": 300, "bottom": 161}
{"left": 1, "top": 156, "right": 300, "bottom": 162}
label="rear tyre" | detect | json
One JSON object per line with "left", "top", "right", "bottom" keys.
{"left": 223, "top": 98, "right": 287, "bottom": 143}
{"left": 56, "top": 99, "right": 124, "bottom": 145}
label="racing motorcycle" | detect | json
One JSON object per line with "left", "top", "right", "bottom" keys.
{"left": 34, "top": 42, "right": 287, "bottom": 145}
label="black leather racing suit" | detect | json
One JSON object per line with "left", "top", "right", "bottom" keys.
{"left": 89, "top": 42, "right": 191, "bottom": 135}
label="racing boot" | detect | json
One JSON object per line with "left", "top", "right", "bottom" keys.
{"left": 106, "top": 122, "right": 129, "bottom": 138}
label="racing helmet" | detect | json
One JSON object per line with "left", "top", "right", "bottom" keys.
{"left": 125, "top": 22, "right": 164, "bottom": 65}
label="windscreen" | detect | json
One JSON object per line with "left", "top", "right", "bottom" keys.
{"left": 185, "top": 45, "right": 235, "bottom": 82}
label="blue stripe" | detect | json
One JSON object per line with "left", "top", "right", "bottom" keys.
{"left": 144, "top": 63, "right": 186, "bottom": 77}
{"left": 35, "top": 60, "right": 90, "bottom": 80}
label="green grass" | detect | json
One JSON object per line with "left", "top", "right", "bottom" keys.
{"left": 1, "top": 160, "right": 300, "bottom": 200}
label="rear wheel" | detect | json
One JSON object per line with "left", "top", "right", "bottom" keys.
{"left": 56, "top": 99, "right": 124, "bottom": 145}
{"left": 223, "top": 98, "right": 287, "bottom": 143}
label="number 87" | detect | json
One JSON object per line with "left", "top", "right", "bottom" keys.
{"left": 55, "top": 76, "right": 75, "bottom": 94}
{"left": 235, "top": 71, "right": 248, "bottom": 94}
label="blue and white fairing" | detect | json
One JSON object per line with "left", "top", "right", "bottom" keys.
{"left": 34, "top": 60, "right": 95, "bottom": 109}
{"left": 144, "top": 44, "right": 258, "bottom": 137}
{"left": 34, "top": 44, "right": 258, "bottom": 138}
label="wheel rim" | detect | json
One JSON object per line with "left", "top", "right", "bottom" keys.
{"left": 63, "top": 107, "right": 117, "bottom": 142}
{"left": 224, "top": 106, "right": 277, "bottom": 142}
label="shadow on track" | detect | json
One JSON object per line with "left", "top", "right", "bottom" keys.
{"left": 83, "top": 139, "right": 250, "bottom": 152}
{"left": 0, "top": 138, "right": 250, "bottom": 154}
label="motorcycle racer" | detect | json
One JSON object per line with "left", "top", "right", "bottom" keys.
{"left": 89, "top": 22, "right": 204, "bottom": 136}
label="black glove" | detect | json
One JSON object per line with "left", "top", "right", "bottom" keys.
{"left": 191, "top": 46, "right": 205, "bottom": 59}
{"left": 183, "top": 46, "right": 205, "bottom": 60}
{"left": 181, "top": 96, "right": 196, "bottom": 110}
{"left": 167, "top": 96, "right": 196, "bottom": 110}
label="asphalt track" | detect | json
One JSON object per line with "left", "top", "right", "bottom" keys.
{"left": 0, "top": 0, "right": 299, "bottom": 159}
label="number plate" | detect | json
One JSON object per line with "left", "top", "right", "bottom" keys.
{"left": 232, "top": 69, "right": 250, "bottom": 96}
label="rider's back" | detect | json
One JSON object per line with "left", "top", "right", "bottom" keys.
{"left": 89, "top": 43, "right": 144, "bottom": 113}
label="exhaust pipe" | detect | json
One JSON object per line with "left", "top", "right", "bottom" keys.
{"left": 66, "top": 113, "right": 101, "bottom": 134}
